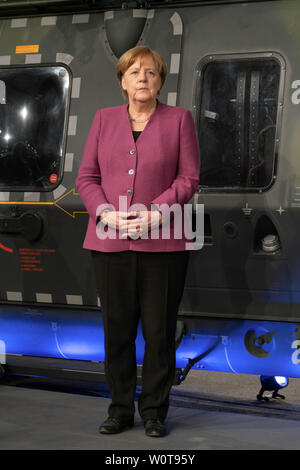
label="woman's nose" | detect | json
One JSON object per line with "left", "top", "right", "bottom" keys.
{"left": 138, "top": 71, "right": 147, "bottom": 81}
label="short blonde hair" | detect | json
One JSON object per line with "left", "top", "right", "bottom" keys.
{"left": 116, "top": 46, "right": 167, "bottom": 99}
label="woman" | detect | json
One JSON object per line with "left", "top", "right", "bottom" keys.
{"left": 76, "top": 46, "right": 200, "bottom": 437}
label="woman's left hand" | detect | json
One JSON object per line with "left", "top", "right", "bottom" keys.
{"left": 121, "top": 210, "right": 162, "bottom": 239}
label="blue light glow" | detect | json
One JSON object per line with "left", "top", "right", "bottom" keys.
{"left": 274, "top": 376, "right": 288, "bottom": 387}
{"left": 1, "top": 304, "right": 300, "bottom": 379}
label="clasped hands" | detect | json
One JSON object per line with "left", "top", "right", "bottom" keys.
{"left": 99, "top": 210, "right": 162, "bottom": 239}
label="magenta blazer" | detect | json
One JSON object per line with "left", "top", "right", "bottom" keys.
{"left": 76, "top": 100, "right": 200, "bottom": 252}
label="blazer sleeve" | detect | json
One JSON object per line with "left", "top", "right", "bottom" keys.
{"left": 76, "top": 110, "right": 113, "bottom": 224}
{"left": 151, "top": 109, "right": 200, "bottom": 209}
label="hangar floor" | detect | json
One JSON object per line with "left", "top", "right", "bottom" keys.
{"left": 1, "top": 369, "right": 300, "bottom": 450}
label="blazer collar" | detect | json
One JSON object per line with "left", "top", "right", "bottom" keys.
{"left": 121, "top": 99, "right": 163, "bottom": 142}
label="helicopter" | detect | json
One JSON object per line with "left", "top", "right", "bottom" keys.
{"left": 0, "top": 0, "right": 299, "bottom": 402}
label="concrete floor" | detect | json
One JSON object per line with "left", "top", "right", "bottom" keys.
{"left": 1, "top": 370, "right": 300, "bottom": 450}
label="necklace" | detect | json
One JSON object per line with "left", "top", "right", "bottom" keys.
{"left": 129, "top": 115, "right": 150, "bottom": 123}
{"left": 128, "top": 103, "right": 157, "bottom": 123}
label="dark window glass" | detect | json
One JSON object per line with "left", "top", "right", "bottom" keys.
{"left": 0, "top": 65, "right": 70, "bottom": 191}
{"left": 197, "top": 57, "right": 282, "bottom": 191}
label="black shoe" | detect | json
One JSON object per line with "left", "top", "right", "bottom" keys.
{"left": 99, "top": 417, "right": 134, "bottom": 434}
{"left": 144, "top": 419, "right": 166, "bottom": 437}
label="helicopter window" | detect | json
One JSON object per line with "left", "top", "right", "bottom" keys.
{"left": 0, "top": 65, "right": 70, "bottom": 191}
{"left": 197, "top": 57, "right": 282, "bottom": 191}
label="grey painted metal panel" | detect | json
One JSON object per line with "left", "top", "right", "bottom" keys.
{"left": 0, "top": 1, "right": 299, "bottom": 323}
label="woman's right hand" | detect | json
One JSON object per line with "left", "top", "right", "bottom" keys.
{"left": 99, "top": 210, "right": 134, "bottom": 233}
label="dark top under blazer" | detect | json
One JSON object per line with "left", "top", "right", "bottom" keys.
{"left": 76, "top": 100, "right": 200, "bottom": 252}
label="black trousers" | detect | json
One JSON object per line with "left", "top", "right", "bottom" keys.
{"left": 91, "top": 250, "right": 189, "bottom": 423}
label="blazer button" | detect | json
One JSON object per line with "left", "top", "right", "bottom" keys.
{"left": 128, "top": 169, "right": 134, "bottom": 175}
{"left": 130, "top": 149, "right": 135, "bottom": 155}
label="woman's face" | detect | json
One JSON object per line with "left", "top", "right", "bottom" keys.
{"left": 121, "top": 55, "right": 162, "bottom": 105}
